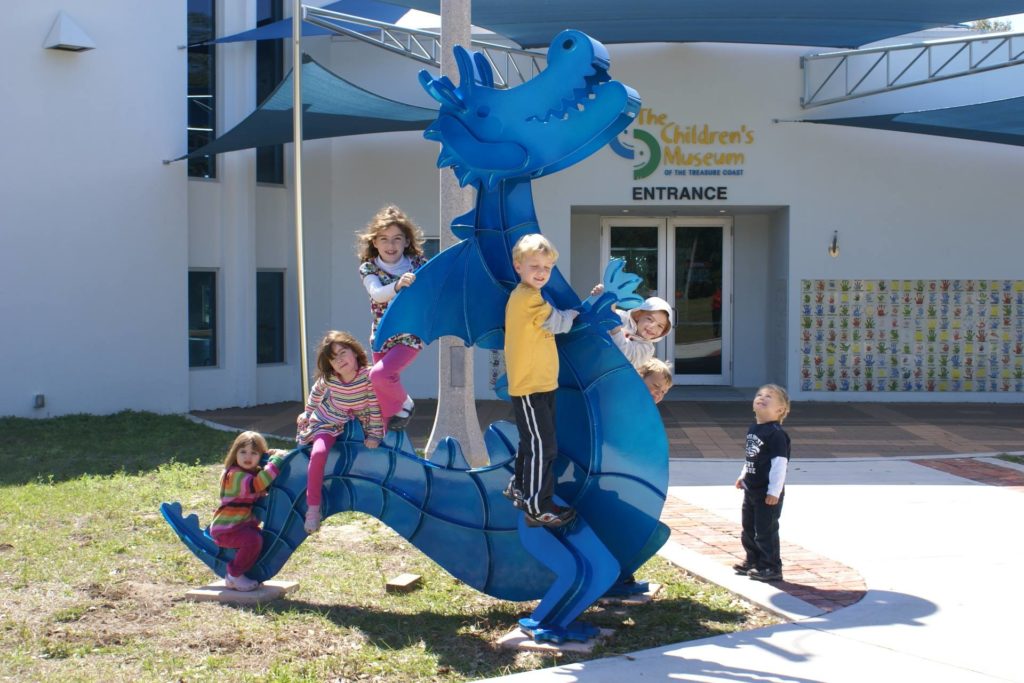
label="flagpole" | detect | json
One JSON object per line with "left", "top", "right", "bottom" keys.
{"left": 292, "top": 0, "right": 309, "bottom": 401}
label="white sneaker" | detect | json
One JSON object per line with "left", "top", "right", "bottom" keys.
{"left": 225, "top": 573, "right": 259, "bottom": 592}
{"left": 304, "top": 505, "right": 321, "bottom": 534}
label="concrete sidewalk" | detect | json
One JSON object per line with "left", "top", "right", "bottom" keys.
{"left": 483, "top": 455, "right": 1024, "bottom": 682}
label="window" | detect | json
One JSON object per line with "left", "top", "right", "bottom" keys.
{"left": 189, "top": 271, "right": 217, "bottom": 367}
{"left": 422, "top": 237, "right": 440, "bottom": 260}
{"left": 256, "top": 0, "right": 285, "bottom": 184}
{"left": 257, "top": 271, "right": 285, "bottom": 364}
{"left": 187, "top": 0, "right": 216, "bottom": 178}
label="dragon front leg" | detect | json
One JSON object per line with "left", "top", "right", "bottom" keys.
{"left": 515, "top": 496, "right": 620, "bottom": 644}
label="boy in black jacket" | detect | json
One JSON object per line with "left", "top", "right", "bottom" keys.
{"left": 734, "top": 384, "right": 791, "bottom": 582}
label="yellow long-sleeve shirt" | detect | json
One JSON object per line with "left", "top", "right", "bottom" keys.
{"left": 504, "top": 283, "right": 558, "bottom": 396}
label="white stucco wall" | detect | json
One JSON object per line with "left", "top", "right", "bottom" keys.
{"left": 0, "top": 3, "right": 188, "bottom": 417}
{"left": 195, "top": 35, "right": 1024, "bottom": 406}
{"left": 596, "top": 42, "right": 1024, "bottom": 402}
{"left": 4, "top": 16, "right": 1022, "bottom": 417}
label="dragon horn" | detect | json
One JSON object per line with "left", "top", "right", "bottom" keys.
{"left": 418, "top": 70, "right": 466, "bottom": 111}
{"left": 453, "top": 45, "right": 476, "bottom": 93}
{"left": 473, "top": 51, "right": 495, "bottom": 88}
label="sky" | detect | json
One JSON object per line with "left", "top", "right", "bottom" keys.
{"left": 397, "top": 10, "right": 1024, "bottom": 33}
{"left": 987, "top": 13, "right": 1024, "bottom": 29}
{"left": 393, "top": 10, "right": 1024, "bottom": 35}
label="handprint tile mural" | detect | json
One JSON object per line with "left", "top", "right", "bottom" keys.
{"left": 800, "top": 279, "right": 1024, "bottom": 393}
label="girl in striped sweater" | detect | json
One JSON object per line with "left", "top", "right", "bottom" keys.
{"left": 210, "top": 431, "right": 287, "bottom": 592}
{"left": 297, "top": 331, "right": 384, "bottom": 534}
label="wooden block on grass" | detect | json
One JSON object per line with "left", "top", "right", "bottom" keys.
{"left": 497, "top": 627, "right": 614, "bottom": 653}
{"left": 385, "top": 573, "right": 422, "bottom": 593}
{"left": 185, "top": 579, "right": 298, "bottom": 605}
{"left": 597, "top": 581, "right": 663, "bottom": 606}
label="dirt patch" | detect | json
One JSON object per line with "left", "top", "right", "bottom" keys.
{"left": 319, "top": 520, "right": 373, "bottom": 546}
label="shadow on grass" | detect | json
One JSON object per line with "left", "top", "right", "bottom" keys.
{"left": 252, "top": 595, "right": 754, "bottom": 679}
{"left": 0, "top": 411, "right": 284, "bottom": 486}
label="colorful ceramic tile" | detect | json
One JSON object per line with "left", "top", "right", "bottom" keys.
{"left": 797, "top": 279, "right": 1024, "bottom": 393}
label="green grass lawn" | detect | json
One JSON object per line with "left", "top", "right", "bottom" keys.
{"left": 0, "top": 412, "right": 778, "bottom": 682}
{"left": 996, "top": 453, "right": 1024, "bottom": 466}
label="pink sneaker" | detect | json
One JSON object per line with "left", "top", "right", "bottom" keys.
{"left": 225, "top": 573, "right": 259, "bottom": 592}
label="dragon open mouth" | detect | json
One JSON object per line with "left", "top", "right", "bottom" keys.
{"left": 525, "top": 67, "right": 611, "bottom": 125}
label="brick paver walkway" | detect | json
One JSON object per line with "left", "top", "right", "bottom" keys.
{"left": 912, "top": 457, "right": 1024, "bottom": 492}
{"left": 657, "top": 401, "right": 1024, "bottom": 458}
{"left": 661, "top": 497, "right": 866, "bottom": 612}
{"left": 194, "top": 399, "right": 1024, "bottom": 459}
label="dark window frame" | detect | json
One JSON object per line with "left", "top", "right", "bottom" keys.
{"left": 422, "top": 237, "right": 441, "bottom": 260}
{"left": 188, "top": 270, "right": 218, "bottom": 368}
{"left": 187, "top": 0, "right": 217, "bottom": 179}
{"left": 257, "top": 270, "right": 286, "bottom": 365}
{"left": 256, "top": 0, "right": 285, "bottom": 184}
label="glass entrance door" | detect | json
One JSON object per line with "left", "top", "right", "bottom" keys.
{"left": 601, "top": 217, "right": 669, "bottom": 358}
{"left": 602, "top": 218, "right": 665, "bottom": 298}
{"left": 601, "top": 216, "right": 732, "bottom": 384}
{"left": 668, "top": 218, "right": 732, "bottom": 384}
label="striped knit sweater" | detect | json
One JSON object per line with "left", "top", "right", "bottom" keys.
{"left": 210, "top": 452, "right": 286, "bottom": 535}
{"left": 297, "top": 367, "right": 384, "bottom": 444}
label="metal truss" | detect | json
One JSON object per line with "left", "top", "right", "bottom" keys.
{"left": 303, "top": 5, "right": 545, "bottom": 88}
{"left": 801, "top": 30, "right": 1024, "bottom": 108}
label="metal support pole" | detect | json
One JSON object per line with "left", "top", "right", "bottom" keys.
{"left": 426, "top": 0, "right": 487, "bottom": 465}
{"left": 292, "top": 0, "right": 310, "bottom": 401}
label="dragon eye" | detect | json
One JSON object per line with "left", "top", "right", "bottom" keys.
{"left": 476, "top": 106, "right": 490, "bottom": 118}
{"left": 562, "top": 38, "right": 575, "bottom": 50}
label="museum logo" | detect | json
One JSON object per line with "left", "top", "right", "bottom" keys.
{"left": 611, "top": 108, "right": 754, "bottom": 180}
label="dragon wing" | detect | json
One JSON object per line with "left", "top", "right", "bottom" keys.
{"left": 372, "top": 237, "right": 510, "bottom": 351}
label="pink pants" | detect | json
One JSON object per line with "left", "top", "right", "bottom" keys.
{"left": 306, "top": 432, "right": 337, "bottom": 507}
{"left": 212, "top": 521, "right": 263, "bottom": 577}
{"left": 370, "top": 345, "right": 420, "bottom": 425}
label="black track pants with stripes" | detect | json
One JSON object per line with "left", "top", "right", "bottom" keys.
{"left": 512, "top": 391, "right": 558, "bottom": 517}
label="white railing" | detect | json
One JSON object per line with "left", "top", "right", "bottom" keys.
{"left": 802, "top": 30, "right": 1024, "bottom": 108}
{"left": 303, "top": 5, "right": 545, "bottom": 88}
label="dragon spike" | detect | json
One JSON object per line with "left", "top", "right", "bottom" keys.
{"left": 436, "top": 150, "right": 458, "bottom": 168}
{"left": 428, "top": 436, "right": 470, "bottom": 470}
{"left": 453, "top": 45, "right": 476, "bottom": 93}
{"left": 483, "top": 421, "right": 518, "bottom": 467}
{"left": 419, "top": 70, "right": 466, "bottom": 111}
{"left": 473, "top": 51, "right": 495, "bottom": 88}
{"left": 456, "top": 167, "right": 477, "bottom": 187}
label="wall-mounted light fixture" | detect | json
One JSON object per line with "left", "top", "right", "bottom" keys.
{"left": 827, "top": 230, "right": 840, "bottom": 258}
{"left": 43, "top": 11, "right": 96, "bottom": 52}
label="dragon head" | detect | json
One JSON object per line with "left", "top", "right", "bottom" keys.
{"left": 420, "top": 30, "right": 641, "bottom": 189}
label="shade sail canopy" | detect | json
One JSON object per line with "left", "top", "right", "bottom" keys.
{"left": 802, "top": 96, "right": 1024, "bottom": 147}
{"left": 205, "top": 0, "right": 407, "bottom": 44}
{"left": 182, "top": 56, "right": 437, "bottom": 160}
{"left": 380, "top": 0, "right": 1024, "bottom": 48}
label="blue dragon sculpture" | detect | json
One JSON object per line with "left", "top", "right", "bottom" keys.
{"left": 161, "top": 30, "right": 669, "bottom": 644}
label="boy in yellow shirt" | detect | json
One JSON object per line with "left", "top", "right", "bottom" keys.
{"left": 504, "top": 234, "right": 579, "bottom": 527}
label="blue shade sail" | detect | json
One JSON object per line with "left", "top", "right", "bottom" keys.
{"left": 377, "top": 0, "right": 1024, "bottom": 48}
{"left": 803, "top": 96, "right": 1024, "bottom": 147}
{"left": 178, "top": 55, "right": 436, "bottom": 160}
